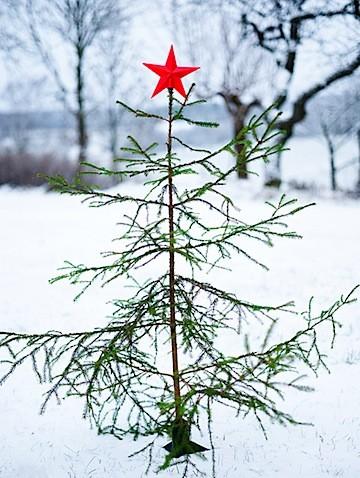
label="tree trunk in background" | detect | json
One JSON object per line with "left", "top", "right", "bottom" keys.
{"left": 220, "top": 94, "right": 259, "bottom": 179}
{"left": 329, "top": 140, "right": 336, "bottom": 192}
{"left": 75, "top": 47, "right": 88, "bottom": 172}
{"left": 233, "top": 112, "right": 247, "bottom": 178}
{"left": 108, "top": 105, "right": 122, "bottom": 186}
{"left": 322, "top": 122, "right": 337, "bottom": 192}
{"left": 108, "top": 106, "right": 118, "bottom": 160}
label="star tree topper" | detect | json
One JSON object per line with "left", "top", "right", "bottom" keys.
{"left": 143, "top": 45, "right": 200, "bottom": 98}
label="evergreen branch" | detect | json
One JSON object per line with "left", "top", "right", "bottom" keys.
{"left": 181, "top": 286, "right": 358, "bottom": 378}
{"left": 172, "top": 83, "right": 196, "bottom": 118}
{"left": 171, "top": 135, "right": 212, "bottom": 154}
{"left": 116, "top": 100, "right": 167, "bottom": 121}
{"left": 173, "top": 114, "right": 219, "bottom": 128}
{"left": 176, "top": 275, "right": 294, "bottom": 314}
{"left": 46, "top": 174, "right": 167, "bottom": 208}
{"left": 177, "top": 124, "right": 283, "bottom": 204}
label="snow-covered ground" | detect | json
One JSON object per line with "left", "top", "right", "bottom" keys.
{"left": 0, "top": 163, "right": 360, "bottom": 477}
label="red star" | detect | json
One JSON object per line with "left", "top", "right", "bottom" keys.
{"left": 143, "top": 45, "right": 200, "bottom": 98}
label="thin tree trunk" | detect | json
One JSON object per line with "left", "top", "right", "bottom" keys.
{"left": 166, "top": 88, "right": 181, "bottom": 420}
{"left": 233, "top": 114, "right": 248, "bottom": 178}
{"left": 76, "top": 47, "right": 87, "bottom": 171}
{"left": 108, "top": 107, "right": 118, "bottom": 159}
{"left": 107, "top": 61, "right": 119, "bottom": 161}
{"left": 322, "top": 123, "right": 337, "bottom": 191}
{"left": 163, "top": 89, "right": 208, "bottom": 458}
{"left": 329, "top": 139, "right": 336, "bottom": 192}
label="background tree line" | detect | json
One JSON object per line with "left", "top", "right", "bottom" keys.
{"left": 0, "top": 0, "right": 359, "bottom": 192}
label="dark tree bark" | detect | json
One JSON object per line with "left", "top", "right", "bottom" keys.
{"left": 322, "top": 122, "right": 337, "bottom": 192}
{"left": 354, "top": 0, "right": 360, "bottom": 17}
{"left": 75, "top": 46, "right": 88, "bottom": 169}
{"left": 219, "top": 93, "right": 259, "bottom": 178}
{"left": 233, "top": 112, "right": 247, "bottom": 178}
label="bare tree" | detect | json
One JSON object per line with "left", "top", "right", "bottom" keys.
{"left": 241, "top": 0, "right": 360, "bottom": 184}
{"left": 25, "top": 0, "right": 129, "bottom": 171}
{"left": 216, "top": 17, "right": 274, "bottom": 178}
{"left": 317, "top": 75, "right": 360, "bottom": 193}
{"left": 173, "top": 0, "right": 360, "bottom": 184}
{"left": 172, "top": 3, "right": 277, "bottom": 178}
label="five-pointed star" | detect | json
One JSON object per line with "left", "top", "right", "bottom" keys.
{"left": 143, "top": 45, "right": 200, "bottom": 98}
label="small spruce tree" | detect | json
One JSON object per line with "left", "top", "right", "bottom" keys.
{"left": 0, "top": 83, "right": 358, "bottom": 476}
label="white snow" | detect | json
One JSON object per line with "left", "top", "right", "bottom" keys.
{"left": 0, "top": 161, "right": 360, "bottom": 477}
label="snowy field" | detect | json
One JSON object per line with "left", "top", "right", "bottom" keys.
{"left": 0, "top": 151, "right": 360, "bottom": 477}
